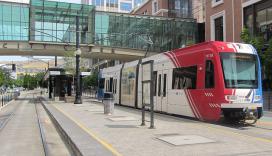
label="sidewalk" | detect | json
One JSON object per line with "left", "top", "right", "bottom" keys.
{"left": 41, "top": 96, "right": 272, "bottom": 156}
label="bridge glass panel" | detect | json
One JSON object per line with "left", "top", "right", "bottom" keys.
{"left": 94, "top": 11, "right": 197, "bottom": 52}
{"left": 0, "top": 2, "right": 29, "bottom": 41}
{"left": 30, "top": 0, "right": 95, "bottom": 44}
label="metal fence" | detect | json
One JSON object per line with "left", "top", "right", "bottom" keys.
{"left": 0, "top": 93, "right": 17, "bottom": 107}
{"left": 82, "top": 89, "right": 97, "bottom": 99}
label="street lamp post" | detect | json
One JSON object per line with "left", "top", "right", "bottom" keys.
{"left": 74, "top": 15, "right": 82, "bottom": 104}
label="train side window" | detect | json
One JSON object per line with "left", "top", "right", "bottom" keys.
{"left": 205, "top": 60, "right": 215, "bottom": 88}
{"left": 163, "top": 74, "right": 167, "bottom": 97}
{"left": 172, "top": 66, "right": 197, "bottom": 89}
{"left": 110, "top": 78, "right": 113, "bottom": 92}
{"left": 106, "top": 80, "right": 109, "bottom": 92}
{"left": 107, "top": 80, "right": 110, "bottom": 92}
{"left": 158, "top": 74, "right": 161, "bottom": 96}
{"left": 153, "top": 71, "right": 157, "bottom": 96}
{"left": 112, "top": 79, "right": 115, "bottom": 94}
{"left": 114, "top": 79, "right": 117, "bottom": 94}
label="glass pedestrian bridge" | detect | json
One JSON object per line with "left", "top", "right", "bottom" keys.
{"left": 0, "top": 0, "right": 197, "bottom": 53}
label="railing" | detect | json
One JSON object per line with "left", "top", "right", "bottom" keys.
{"left": 82, "top": 89, "right": 97, "bottom": 99}
{"left": 0, "top": 92, "right": 18, "bottom": 108}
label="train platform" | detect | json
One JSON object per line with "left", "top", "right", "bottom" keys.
{"left": 40, "top": 96, "right": 272, "bottom": 156}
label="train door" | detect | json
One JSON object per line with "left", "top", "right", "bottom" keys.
{"left": 203, "top": 59, "right": 217, "bottom": 120}
{"left": 156, "top": 69, "right": 168, "bottom": 112}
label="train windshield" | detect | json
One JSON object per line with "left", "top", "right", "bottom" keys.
{"left": 220, "top": 53, "right": 258, "bottom": 89}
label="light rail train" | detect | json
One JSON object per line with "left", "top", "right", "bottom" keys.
{"left": 98, "top": 41, "right": 263, "bottom": 122}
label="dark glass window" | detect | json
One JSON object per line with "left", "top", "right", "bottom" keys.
{"left": 153, "top": 71, "right": 157, "bottom": 96}
{"left": 168, "top": 0, "right": 192, "bottom": 18}
{"left": 158, "top": 74, "right": 161, "bottom": 96}
{"left": 163, "top": 74, "right": 167, "bottom": 97}
{"left": 205, "top": 60, "right": 215, "bottom": 88}
{"left": 243, "top": 1, "right": 272, "bottom": 42}
{"left": 106, "top": 0, "right": 118, "bottom": 8}
{"left": 114, "top": 79, "right": 117, "bottom": 94}
{"left": 243, "top": 6, "right": 254, "bottom": 36}
{"left": 172, "top": 66, "right": 197, "bottom": 89}
{"left": 110, "top": 78, "right": 113, "bottom": 92}
{"left": 214, "top": 16, "right": 224, "bottom": 41}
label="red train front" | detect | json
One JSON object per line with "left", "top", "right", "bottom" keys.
{"left": 167, "top": 41, "right": 263, "bottom": 122}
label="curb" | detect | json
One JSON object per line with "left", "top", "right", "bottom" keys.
{"left": 39, "top": 97, "right": 83, "bottom": 156}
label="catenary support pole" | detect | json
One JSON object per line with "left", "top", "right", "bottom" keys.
{"left": 74, "top": 15, "right": 82, "bottom": 104}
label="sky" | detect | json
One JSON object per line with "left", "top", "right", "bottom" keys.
{"left": 0, "top": 56, "right": 57, "bottom": 62}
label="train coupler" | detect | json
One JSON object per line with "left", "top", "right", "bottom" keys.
{"left": 242, "top": 107, "right": 258, "bottom": 124}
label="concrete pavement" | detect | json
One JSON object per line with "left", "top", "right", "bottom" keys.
{"left": 0, "top": 92, "right": 72, "bottom": 156}
{"left": 41, "top": 96, "right": 272, "bottom": 156}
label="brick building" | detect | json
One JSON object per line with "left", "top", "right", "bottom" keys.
{"left": 206, "top": 0, "right": 272, "bottom": 42}
{"left": 131, "top": 0, "right": 199, "bottom": 19}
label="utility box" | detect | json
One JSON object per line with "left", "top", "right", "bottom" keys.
{"left": 103, "top": 92, "right": 114, "bottom": 115}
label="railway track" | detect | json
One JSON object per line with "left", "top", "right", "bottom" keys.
{"left": 0, "top": 92, "right": 72, "bottom": 156}
{"left": 34, "top": 94, "right": 49, "bottom": 156}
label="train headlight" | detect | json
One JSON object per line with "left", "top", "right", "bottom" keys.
{"left": 254, "top": 95, "right": 262, "bottom": 102}
{"left": 225, "top": 95, "right": 238, "bottom": 102}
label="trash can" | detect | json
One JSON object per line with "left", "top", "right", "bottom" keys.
{"left": 103, "top": 92, "right": 114, "bottom": 115}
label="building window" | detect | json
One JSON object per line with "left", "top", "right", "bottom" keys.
{"left": 210, "top": 11, "right": 225, "bottom": 41}
{"left": 106, "top": 0, "right": 118, "bottom": 8}
{"left": 120, "top": 2, "right": 132, "bottom": 11}
{"left": 92, "top": 0, "right": 104, "bottom": 6}
{"left": 135, "top": 0, "right": 144, "bottom": 7}
{"left": 256, "top": 7, "right": 272, "bottom": 41}
{"left": 212, "top": 0, "right": 223, "bottom": 8}
{"left": 168, "top": 0, "right": 192, "bottom": 18}
{"left": 214, "top": 16, "right": 224, "bottom": 41}
{"left": 152, "top": 0, "right": 158, "bottom": 15}
{"left": 243, "top": 0, "right": 272, "bottom": 42}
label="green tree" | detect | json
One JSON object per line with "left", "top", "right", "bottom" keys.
{"left": 0, "top": 69, "right": 13, "bottom": 88}
{"left": 0, "top": 69, "right": 5, "bottom": 86}
{"left": 240, "top": 27, "right": 251, "bottom": 43}
{"left": 83, "top": 72, "right": 98, "bottom": 89}
{"left": 63, "top": 51, "right": 89, "bottom": 76}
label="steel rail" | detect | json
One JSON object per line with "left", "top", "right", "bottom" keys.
{"left": 34, "top": 93, "right": 49, "bottom": 156}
